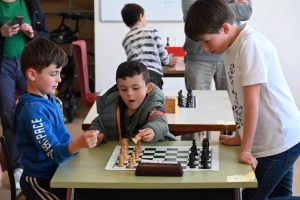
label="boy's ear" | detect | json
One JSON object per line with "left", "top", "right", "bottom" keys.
{"left": 27, "top": 68, "right": 36, "bottom": 81}
{"left": 138, "top": 13, "right": 143, "bottom": 22}
{"left": 146, "top": 83, "right": 154, "bottom": 93}
{"left": 222, "top": 23, "right": 230, "bottom": 34}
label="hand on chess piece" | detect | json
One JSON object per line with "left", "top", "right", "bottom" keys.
{"left": 68, "top": 130, "right": 99, "bottom": 154}
{"left": 96, "top": 133, "right": 105, "bottom": 146}
{"left": 219, "top": 132, "right": 241, "bottom": 146}
{"left": 139, "top": 128, "right": 155, "bottom": 142}
{"left": 132, "top": 128, "right": 154, "bottom": 143}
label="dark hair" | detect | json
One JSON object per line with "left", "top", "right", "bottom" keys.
{"left": 21, "top": 37, "right": 68, "bottom": 75}
{"left": 121, "top": 3, "right": 144, "bottom": 27}
{"left": 116, "top": 61, "right": 150, "bottom": 85}
{"left": 185, "top": 0, "right": 235, "bottom": 42}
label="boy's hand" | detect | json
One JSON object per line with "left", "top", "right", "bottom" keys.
{"left": 0, "top": 20, "right": 20, "bottom": 37}
{"left": 168, "top": 54, "right": 178, "bottom": 67}
{"left": 20, "top": 23, "right": 34, "bottom": 38}
{"left": 96, "top": 133, "right": 104, "bottom": 146}
{"left": 238, "top": 150, "right": 258, "bottom": 171}
{"left": 68, "top": 130, "right": 98, "bottom": 154}
{"left": 219, "top": 133, "right": 241, "bottom": 146}
{"left": 79, "top": 130, "right": 99, "bottom": 148}
{"left": 138, "top": 128, "right": 154, "bottom": 142}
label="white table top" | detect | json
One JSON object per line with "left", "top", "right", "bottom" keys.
{"left": 82, "top": 90, "right": 235, "bottom": 133}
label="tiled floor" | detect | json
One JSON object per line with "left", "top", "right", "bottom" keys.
{"left": 1, "top": 97, "right": 300, "bottom": 199}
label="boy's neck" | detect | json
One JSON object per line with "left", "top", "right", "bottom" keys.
{"left": 130, "top": 21, "right": 144, "bottom": 29}
{"left": 228, "top": 23, "right": 246, "bottom": 47}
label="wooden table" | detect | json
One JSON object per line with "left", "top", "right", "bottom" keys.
{"left": 82, "top": 90, "right": 236, "bottom": 134}
{"left": 51, "top": 141, "right": 257, "bottom": 200}
{"left": 162, "top": 57, "right": 185, "bottom": 77}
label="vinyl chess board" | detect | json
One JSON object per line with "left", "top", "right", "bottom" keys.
{"left": 105, "top": 145, "right": 219, "bottom": 171}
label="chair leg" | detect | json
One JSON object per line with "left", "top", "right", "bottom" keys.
{"left": 66, "top": 188, "right": 73, "bottom": 200}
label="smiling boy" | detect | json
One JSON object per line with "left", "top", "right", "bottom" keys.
{"left": 90, "top": 61, "right": 177, "bottom": 144}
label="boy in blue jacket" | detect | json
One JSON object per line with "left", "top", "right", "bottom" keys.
{"left": 11, "top": 37, "right": 98, "bottom": 200}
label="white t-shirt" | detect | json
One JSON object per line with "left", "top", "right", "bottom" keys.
{"left": 223, "top": 24, "right": 300, "bottom": 158}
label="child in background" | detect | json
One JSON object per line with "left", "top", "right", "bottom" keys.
{"left": 10, "top": 37, "right": 98, "bottom": 199}
{"left": 185, "top": 0, "right": 300, "bottom": 199}
{"left": 121, "top": 3, "right": 177, "bottom": 89}
{"left": 90, "top": 61, "right": 177, "bottom": 144}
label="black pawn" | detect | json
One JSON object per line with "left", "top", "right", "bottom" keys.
{"left": 166, "top": 37, "right": 170, "bottom": 46}
{"left": 178, "top": 90, "right": 183, "bottom": 107}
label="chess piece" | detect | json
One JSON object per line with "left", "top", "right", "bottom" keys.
{"left": 202, "top": 138, "right": 210, "bottom": 149}
{"left": 131, "top": 152, "right": 137, "bottom": 164}
{"left": 135, "top": 148, "right": 139, "bottom": 159}
{"left": 132, "top": 133, "right": 142, "bottom": 144}
{"left": 121, "top": 147, "right": 128, "bottom": 160}
{"left": 188, "top": 152, "right": 196, "bottom": 168}
{"left": 166, "top": 37, "right": 170, "bottom": 46}
{"left": 174, "top": 37, "right": 179, "bottom": 46}
{"left": 186, "top": 88, "right": 193, "bottom": 108}
{"left": 178, "top": 90, "right": 183, "bottom": 107}
{"left": 118, "top": 155, "right": 124, "bottom": 167}
{"left": 127, "top": 157, "right": 134, "bottom": 168}
{"left": 201, "top": 153, "right": 209, "bottom": 169}
{"left": 192, "top": 139, "right": 198, "bottom": 155}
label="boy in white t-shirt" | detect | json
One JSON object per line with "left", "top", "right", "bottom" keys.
{"left": 184, "top": 0, "right": 300, "bottom": 199}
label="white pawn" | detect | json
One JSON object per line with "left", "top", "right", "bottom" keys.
{"left": 174, "top": 37, "right": 179, "bottom": 46}
{"left": 118, "top": 155, "right": 124, "bottom": 167}
{"left": 127, "top": 157, "right": 134, "bottom": 168}
{"left": 131, "top": 152, "right": 137, "bottom": 164}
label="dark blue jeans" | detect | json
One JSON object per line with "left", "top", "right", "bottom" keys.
{"left": 0, "top": 56, "right": 26, "bottom": 170}
{"left": 243, "top": 142, "right": 300, "bottom": 200}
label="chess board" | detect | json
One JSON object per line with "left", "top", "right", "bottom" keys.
{"left": 178, "top": 96, "right": 197, "bottom": 108}
{"left": 105, "top": 145, "right": 219, "bottom": 171}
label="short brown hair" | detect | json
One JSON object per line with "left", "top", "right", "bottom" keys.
{"left": 116, "top": 61, "right": 150, "bottom": 85}
{"left": 121, "top": 3, "right": 144, "bottom": 27}
{"left": 185, "top": 0, "right": 235, "bottom": 42}
{"left": 21, "top": 37, "right": 68, "bottom": 76}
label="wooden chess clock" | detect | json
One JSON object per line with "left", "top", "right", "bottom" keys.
{"left": 164, "top": 97, "right": 178, "bottom": 114}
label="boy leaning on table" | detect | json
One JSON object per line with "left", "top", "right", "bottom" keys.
{"left": 184, "top": 0, "right": 300, "bottom": 199}
{"left": 89, "top": 60, "right": 177, "bottom": 145}
{"left": 10, "top": 37, "right": 99, "bottom": 200}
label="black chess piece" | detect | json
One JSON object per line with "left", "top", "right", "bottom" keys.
{"left": 202, "top": 138, "right": 210, "bottom": 149}
{"left": 185, "top": 89, "right": 193, "bottom": 108}
{"left": 178, "top": 90, "right": 183, "bottom": 107}
{"left": 202, "top": 155, "right": 209, "bottom": 169}
{"left": 166, "top": 37, "right": 170, "bottom": 46}
{"left": 188, "top": 152, "right": 196, "bottom": 168}
{"left": 191, "top": 139, "right": 198, "bottom": 155}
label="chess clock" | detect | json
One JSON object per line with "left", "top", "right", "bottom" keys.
{"left": 164, "top": 98, "right": 178, "bottom": 114}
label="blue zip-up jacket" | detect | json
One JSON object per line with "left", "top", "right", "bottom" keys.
{"left": 11, "top": 93, "right": 74, "bottom": 180}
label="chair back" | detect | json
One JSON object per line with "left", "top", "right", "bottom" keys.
{"left": 72, "top": 40, "right": 93, "bottom": 106}
{"left": 0, "top": 136, "right": 17, "bottom": 200}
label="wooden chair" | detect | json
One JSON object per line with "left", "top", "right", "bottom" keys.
{"left": 0, "top": 136, "right": 24, "bottom": 200}
{"left": 72, "top": 40, "right": 100, "bottom": 107}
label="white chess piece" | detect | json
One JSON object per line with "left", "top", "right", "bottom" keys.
{"left": 174, "top": 37, "right": 179, "bottom": 46}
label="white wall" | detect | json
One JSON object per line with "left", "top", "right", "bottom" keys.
{"left": 94, "top": 0, "right": 300, "bottom": 108}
